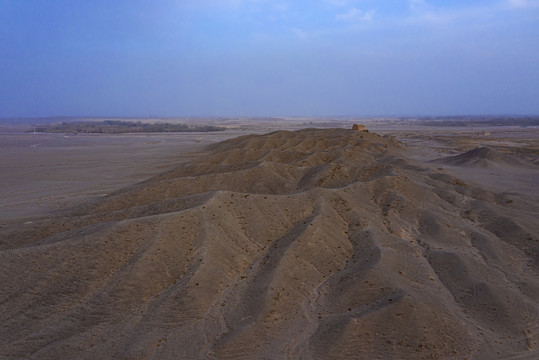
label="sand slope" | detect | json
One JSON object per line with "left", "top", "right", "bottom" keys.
{"left": 433, "top": 146, "right": 531, "bottom": 168}
{"left": 1, "top": 128, "right": 538, "bottom": 359}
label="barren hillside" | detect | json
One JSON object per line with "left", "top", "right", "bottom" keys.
{"left": 1, "top": 128, "right": 537, "bottom": 359}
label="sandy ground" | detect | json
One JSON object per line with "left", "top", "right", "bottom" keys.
{"left": 0, "top": 131, "right": 249, "bottom": 222}
{"left": 0, "top": 121, "right": 538, "bottom": 359}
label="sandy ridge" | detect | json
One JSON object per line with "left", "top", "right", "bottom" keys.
{"left": 0, "top": 128, "right": 537, "bottom": 359}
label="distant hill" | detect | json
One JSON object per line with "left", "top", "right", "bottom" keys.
{"left": 433, "top": 146, "right": 532, "bottom": 168}
{"left": 411, "top": 116, "right": 539, "bottom": 127}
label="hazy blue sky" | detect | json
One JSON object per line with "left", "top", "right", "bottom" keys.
{"left": 1, "top": 0, "right": 538, "bottom": 117}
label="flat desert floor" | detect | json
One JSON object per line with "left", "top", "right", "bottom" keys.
{"left": 1, "top": 120, "right": 538, "bottom": 359}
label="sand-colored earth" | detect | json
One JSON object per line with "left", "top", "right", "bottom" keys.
{"left": 1, "top": 125, "right": 538, "bottom": 359}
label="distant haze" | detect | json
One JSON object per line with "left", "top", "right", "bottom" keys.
{"left": 1, "top": 0, "right": 538, "bottom": 118}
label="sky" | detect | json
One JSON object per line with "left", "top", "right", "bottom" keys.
{"left": 1, "top": 0, "right": 538, "bottom": 117}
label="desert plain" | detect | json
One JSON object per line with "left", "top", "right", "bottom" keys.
{"left": 0, "top": 118, "right": 538, "bottom": 359}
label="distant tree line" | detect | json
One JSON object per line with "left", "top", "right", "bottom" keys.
{"left": 32, "top": 121, "right": 227, "bottom": 134}
{"left": 414, "top": 116, "right": 539, "bottom": 127}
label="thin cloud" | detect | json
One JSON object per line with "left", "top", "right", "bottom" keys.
{"left": 274, "top": 3, "right": 289, "bottom": 12}
{"left": 403, "top": 2, "right": 502, "bottom": 26}
{"left": 336, "top": 7, "right": 374, "bottom": 22}
{"left": 184, "top": 0, "right": 270, "bottom": 9}
{"left": 507, "top": 0, "right": 539, "bottom": 8}
{"left": 409, "top": 0, "right": 426, "bottom": 9}
{"left": 324, "top": 0, "right": 349, "bottom": 6}
{"left": 291, "top": 27, "right": 309, "bottom": 40}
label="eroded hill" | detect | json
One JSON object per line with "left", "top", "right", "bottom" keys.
{"left": 1, "top": 128, "right": 537, "bottom": 359}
